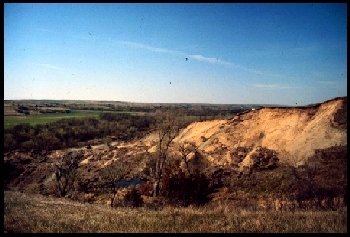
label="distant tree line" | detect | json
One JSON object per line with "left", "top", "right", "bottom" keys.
{"left": 4, "top": 113, "right": 157, "bottom": 153}
{"left": 4, "top": 106, "right": 244, "bottom": 153}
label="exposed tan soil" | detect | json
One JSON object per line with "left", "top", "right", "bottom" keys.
{"left": 172, "top": 97, "right": 346, "bottom": 169}
{"left": 4, "top": 96, "right": 347, "bottom": 204}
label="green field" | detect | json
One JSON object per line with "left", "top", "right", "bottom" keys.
{"left": 4, "top": 110, "right": 137, "bottom": 129}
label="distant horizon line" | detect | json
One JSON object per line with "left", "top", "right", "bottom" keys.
{"left": 4, "top": 96, "right": 347, "bottom": 107}
{"left": 4, "top": 98, "right": 289, "bottom": 106}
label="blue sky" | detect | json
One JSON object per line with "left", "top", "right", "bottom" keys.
{"left": 4, "top": 3, "right": 347, "bottom": 105}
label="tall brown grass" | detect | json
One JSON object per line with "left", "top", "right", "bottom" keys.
{"left": 4, "top": 191, "right": 347, "bottom": 233}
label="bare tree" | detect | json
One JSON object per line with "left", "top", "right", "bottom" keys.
{"left": 286, "top": 155, "right": 319, "bottom": 209}
{"left": 53, "top": 150, "right": 83, "bottom": 197}
{"left": 176, "top": 141, "right": 198, "bottom": 176}
{"left": 100, "top": 153, "right": 132, "bottom": 208}
{"left": 144, "top": 109, "right": 185, "bottom": 197}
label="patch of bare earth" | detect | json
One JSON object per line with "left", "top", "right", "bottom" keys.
{"left": 3, "top": 97, "right": 347, "bottom": 206}
{"left": 174, "top": 97, "right": 346, "bottom": 166}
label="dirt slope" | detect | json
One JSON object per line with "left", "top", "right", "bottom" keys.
{"left": 173, "top": 97, "right": 347, "bottom": 168}
{"left": 4, "top": 97, "right": 347, "bottom": 200}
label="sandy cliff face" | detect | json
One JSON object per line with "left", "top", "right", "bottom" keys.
{"left": 4, "top": 97, "right": 347, "bottom": 197}
{"left": 174, "top": 97, "right": 347, "bottom": 169}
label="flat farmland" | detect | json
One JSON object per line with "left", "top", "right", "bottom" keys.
{"left": 4, "top": 110, "right": 134, "bottom": 129}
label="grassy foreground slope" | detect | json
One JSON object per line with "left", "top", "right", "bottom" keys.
{"left": 4, "top": 191, "right": 347, "bottom": 233}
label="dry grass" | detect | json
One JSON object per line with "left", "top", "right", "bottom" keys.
{"left": 4, "top": 191, "right": 347, "bottom": 233}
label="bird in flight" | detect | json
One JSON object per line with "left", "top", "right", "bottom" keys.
{"left": 185, "top": 58, "right": 188, "bottom": 61}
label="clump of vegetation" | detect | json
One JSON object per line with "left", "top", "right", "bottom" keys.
{"left": 123, "top": 187, "right": 144, "bottom": 207}
{"left": 4, "top": 113, "right": 156, "bottom": 153}
{"left": 162, "top": 172, "right": 213, "bottom": 207}
{"left": 224, "top": 145, "right": 347, "bottom": 212}
{"left": 98, "top": 154, "right": 133, "bottom": 208}
{"left": 140, "top": 111, "right": 215, "bottom": 207}
{"left": 4, "top": 98, "right": 248, "bottom": 153}
{"left": 160, "top": 146, "right": 214, "bottom": 207}
{"left": 52, "top": 150, "right": 83, "bottom": 197}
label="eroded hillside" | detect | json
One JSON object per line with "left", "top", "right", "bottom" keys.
{"left": 4, "top": 97, "right": 347, "bottom": 204}
{"left": 172, "top": 96, "right": 347, "bottom": 170}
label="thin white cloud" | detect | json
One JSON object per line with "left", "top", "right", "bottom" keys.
{"left": 188, "top": 54, "right": 237, "bottom": 67}
{"left": 190, "top": 54, "right": 270, "bottom": 76}
{"left": 253, "top": 84, "right": 295, "bottom": 90}
{"left": 190, "top": 54, "right": 217, "bottom": 63}
{"left": 118, "top": 40, "right": 237, "bottom": 67}
{"left": 317, "top": 80, "right": 346, "bottom": 88}
{"left": 117, "top": 40, "right": 290, "bottom": 77}
{"left": 118, "top": 41, "right": 183, "bottom": 55}
{"left": 240, "top": 66, "right": 264, "bottom": 75}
